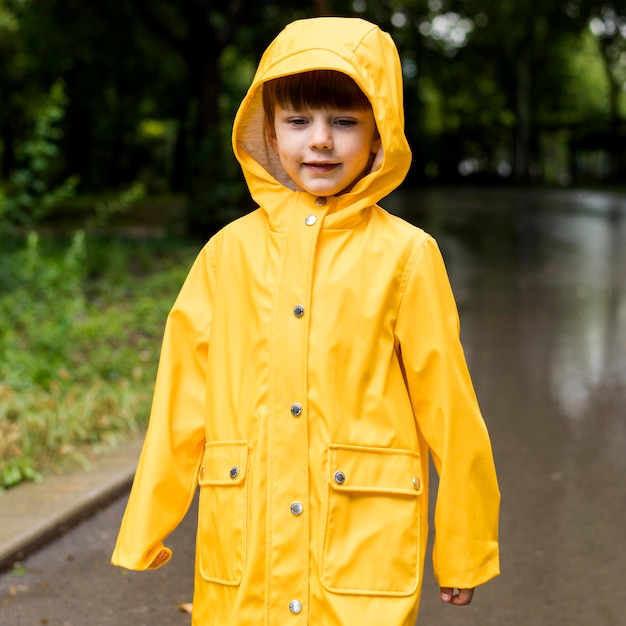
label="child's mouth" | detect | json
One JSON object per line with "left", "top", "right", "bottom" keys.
{"left": 304, "top": 162, "right": 339, "bottom": 173}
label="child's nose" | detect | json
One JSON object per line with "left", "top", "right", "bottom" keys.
{"left": 309, "top": 121, "right": 333, "bottom": 149}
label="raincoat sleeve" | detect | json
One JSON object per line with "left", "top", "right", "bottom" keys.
{"left": 395, "top": 235, "right": 500, "bottom": 590}
{"left": 111, "top": 239, "right": 217, "bottom": 571}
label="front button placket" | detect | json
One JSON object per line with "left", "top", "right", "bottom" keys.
{"left": 267, "top": 197, "right": 329, "bottom": 622}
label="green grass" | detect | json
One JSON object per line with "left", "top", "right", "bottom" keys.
{"left": 0, "top": 232, "right": 200, "bottom": 490}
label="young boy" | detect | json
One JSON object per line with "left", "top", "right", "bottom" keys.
{"left": 112, "top": 16, "right": 500, "bottom": 625}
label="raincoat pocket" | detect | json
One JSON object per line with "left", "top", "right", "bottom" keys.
{"left": 321, "top": 443, "right": 423, "bottom": 596}
{"left": 197, "top": 440, "right": 249, "bottom": 585}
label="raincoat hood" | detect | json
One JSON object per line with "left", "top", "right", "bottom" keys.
{"left": 232, "top": 17, "right": 411, "bottom": 222}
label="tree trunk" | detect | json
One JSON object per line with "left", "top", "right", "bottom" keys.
{"left": 312, "top": 0, "right": 333, "bottom": 15}
{"left": 598, "top": 37, "right": 626, "bottom": 179}
{"left": 184, "top": 15, "right": 223, "bottom": 207}
{"left": 514, "top": 46, "right": 531, "bottom": 182}
{"left": 185, "top": 2, "right": 221, "bottom": 149}
{"left": 170, "top": 97, "right": 191, "bottom": 193}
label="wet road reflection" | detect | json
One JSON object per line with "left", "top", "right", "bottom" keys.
{"left": 387, "top": 188, "right": 626, "bottom": 625}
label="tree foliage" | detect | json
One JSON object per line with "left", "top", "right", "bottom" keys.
{"left": 0, "top": 0, "right": 624, "bottom": 234}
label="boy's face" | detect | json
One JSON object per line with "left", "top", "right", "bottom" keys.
{"left": 267, "top": 105, "right": 381, "bottom": 197}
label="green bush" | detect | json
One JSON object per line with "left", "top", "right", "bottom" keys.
{"left": 0, "top": 81, "right": 79, "bottom": 236}
{"left": 0, "top": 233, "right": 198, "bottom": 490}
{"left": 0, "top": 72, "right": 198, "bottom": 491}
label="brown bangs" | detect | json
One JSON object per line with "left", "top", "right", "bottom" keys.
{"left": 263, "top": 70, "right": 371, "bottom": 121}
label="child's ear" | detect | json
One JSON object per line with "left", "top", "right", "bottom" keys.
{"left": 266, "top": 119, "right": 279, "bottom": 154}
{"left": 371, "top": 130, "right": 382, "bottom": 155}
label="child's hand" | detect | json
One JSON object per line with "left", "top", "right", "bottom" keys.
{"left": 440, "top": 587, "right": 475, "bottom": 605}
{"left": 149, "top": 549, "right": 170, "bottom": 569}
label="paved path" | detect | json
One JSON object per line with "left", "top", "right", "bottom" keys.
{"left": 0, "top": 439, "right": 144, "bottom": 572}
{"left": 0, "top": 491, "right": 196, "bottom": 626}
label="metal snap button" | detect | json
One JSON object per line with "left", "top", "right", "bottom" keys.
{"left": 289, "top": 600, "right": 302, "bottom": 614}
{"left": 413, "top": 476, "right": 421, "bottom": 490}
{"left": 305, "top": 214, "right": 317, "bottom": 225}
{"left": 293, "top": 304, "right": 304, "bottom": 318}
{"left": 314, "top": 197, "right": 327, "bottom": 207}
{"left": 334, "top": 470, "right": 346, "bottom": 485}
{"left": 290, "top": 502, "right": 303, "bottom": 516}
{"left": 290, "top": 403, "right": 302, "bottom": 417}
{"left": 229, "top": 466, "right": 239, "bottom": 479}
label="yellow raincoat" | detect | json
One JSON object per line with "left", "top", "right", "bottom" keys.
{"left": 112, "top": 17, "right": 500, "bottom": 625}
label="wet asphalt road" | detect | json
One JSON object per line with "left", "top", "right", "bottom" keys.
{"left": 1, "top": 187, "right": 625, "bottom": 625}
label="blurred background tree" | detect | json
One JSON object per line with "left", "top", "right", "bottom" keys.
{"left": 0, "top": 0, "right": 624, "bottom": 237}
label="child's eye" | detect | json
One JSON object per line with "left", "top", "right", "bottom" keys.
{"left": 334, "top": 118, "right": 357, "bottom": 127}
{"left": 287, "top": 117, "right": 309, "bottom": 126}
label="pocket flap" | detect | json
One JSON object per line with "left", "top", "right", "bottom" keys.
{"left": 327, "top": 444, "right": 422, "bottom": 495}
{"left": 199, "top": 441, "right": 248, "bottom": 486}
